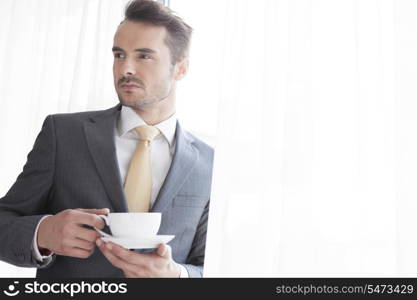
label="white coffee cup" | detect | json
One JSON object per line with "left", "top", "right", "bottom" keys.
{"left": 99, "top": 212, "right": 161, "bottom": 238}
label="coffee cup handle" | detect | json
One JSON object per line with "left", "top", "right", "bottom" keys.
{"left": 98, "top": 214, "right": 109, "bottom": 226}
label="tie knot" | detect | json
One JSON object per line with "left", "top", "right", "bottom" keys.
{"left": 135, "top": 125, "right": 160, "bottom": 142}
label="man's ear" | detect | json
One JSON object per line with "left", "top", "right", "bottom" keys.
{"left": 174, "top": 57, "right": 189, "bottom": 81}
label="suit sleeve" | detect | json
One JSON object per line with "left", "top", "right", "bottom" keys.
{"left": 181, "top": 199, "right": 210, "bottom": 277}
{"left": 0, "top": 115, "right": 56, "bottom": 268}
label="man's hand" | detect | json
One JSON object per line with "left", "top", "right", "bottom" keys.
{"left": 37, "top": 208, "right": 108, "bottom": 258}
{"left": 96, "top": 240, "right": 181, "bottom": 278}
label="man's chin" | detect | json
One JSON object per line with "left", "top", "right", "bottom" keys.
{"left": 118, "top": 96, "right": 142, "bottom": 107}
{"left": 118, "top": 94, "right": 163, "bottom": 109}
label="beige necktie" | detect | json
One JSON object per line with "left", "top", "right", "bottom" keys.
{"left": 124, "top": 125, "right": 160, "bottom": 212}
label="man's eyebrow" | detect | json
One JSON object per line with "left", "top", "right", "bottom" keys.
{"left": 134, "top": 48, "right": 157, "bottom": 54}
{"left": 112, "top": 46, "right": 124, "bottom": 52}
{"left": 112, "top": 46, "right": 157, "bottom": 54}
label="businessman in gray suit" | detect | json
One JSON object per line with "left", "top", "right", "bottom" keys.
{"left": 0, "top": 0, "right": 213, "bottom": 278}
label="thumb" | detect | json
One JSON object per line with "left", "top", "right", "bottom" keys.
{"left": 156, "top": 244, "right": 172, "bottom": 259}
{"left": 77, "top": 208, "right": 110, "bottom": 215}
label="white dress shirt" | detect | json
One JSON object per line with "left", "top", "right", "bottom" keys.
{"left": 32, "top": 106, "right": 189, "bottom": 277}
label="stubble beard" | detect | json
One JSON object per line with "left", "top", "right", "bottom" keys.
{"left": 117, "top": 78, "right": 174, "bottom": 110}
{"left": 118, "top": 92, "right": 156, "bottom": 109}
{"left": 116, "top": 65, "right": 175, "bottom": 110}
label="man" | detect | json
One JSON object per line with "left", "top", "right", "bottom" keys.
{"left": 0, "top": 0, "right": 213, "bottom": 278}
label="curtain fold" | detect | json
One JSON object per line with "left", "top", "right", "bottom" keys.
{"left": 170, "top": 0, "right": 417, "bottom": 276}
{"left": 0, "top": 0, "right": 130, "bottom": 277}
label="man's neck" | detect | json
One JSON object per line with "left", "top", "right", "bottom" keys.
{"left": 132, "top": 106, "right": 176, "bottom": 125}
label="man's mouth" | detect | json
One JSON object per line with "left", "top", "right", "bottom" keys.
{"left": 120, "top": 83, "right": 141, "bottom": 89}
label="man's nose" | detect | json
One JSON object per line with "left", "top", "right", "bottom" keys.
{"left": 121, "top": 60, "right": 136, "bottom": 76}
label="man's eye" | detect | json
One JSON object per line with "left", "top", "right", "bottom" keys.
{"left": 114, "top": 53, "right": 125, "bottom": 59}
{"left": 139, "top": 54, "right": 151, "bottom": 60}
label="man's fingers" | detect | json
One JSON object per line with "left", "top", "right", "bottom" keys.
{"left": 77, "top": 208, "right": 110, "bottom": 215}
{"left": 76, "top": 208, "right": 109, "bottom": 229}
{"left": 97, "top": 241, "right": 136, "bottom": 273}
{"left": 71, "top": 210, "right": 107, "bottom": 229}
{"left": 156, "top": 244, "right": 171, "bottom": 259}
{"left": 156, "top": 244, "right": 166, "bottom": 256}
{"left": 103, "top": 241, "right": 138, "bottom": 263}
{"left": 68, "top": 247, "right": 94, "bottom": 259}
{"left": 70, "top": 238, "right": 96, "bottom": 252}
{"left": 75, "top": 226, "right": 101, "bottom": 242}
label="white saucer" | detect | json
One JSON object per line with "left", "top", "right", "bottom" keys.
{"left": 101, "top": 235, "right": 175, "bottom": 249}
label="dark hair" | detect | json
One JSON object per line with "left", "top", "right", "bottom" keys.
{"left": 124, "top": 0, "right": 193, "bottom": 64}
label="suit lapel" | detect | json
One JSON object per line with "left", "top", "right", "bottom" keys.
{"left": 151, "top": 122, "right": 199, "bottom": 213}
{"left": 83, "top": 104, "right": 128, "bottom": 213}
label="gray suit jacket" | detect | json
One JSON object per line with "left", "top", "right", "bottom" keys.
{"left": 0, "top": 104, "right": 214, "bottom": 278}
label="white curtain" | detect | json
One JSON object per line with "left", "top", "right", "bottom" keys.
{"left": 173, "top": 0, "right": 417, "bottom": 276}
{"left": 0, "top": 0, "right": 131, "bottom": 277}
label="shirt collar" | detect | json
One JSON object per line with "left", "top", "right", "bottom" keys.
{"left": 117, "top": 105, "right": 177, "bottom": 147}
